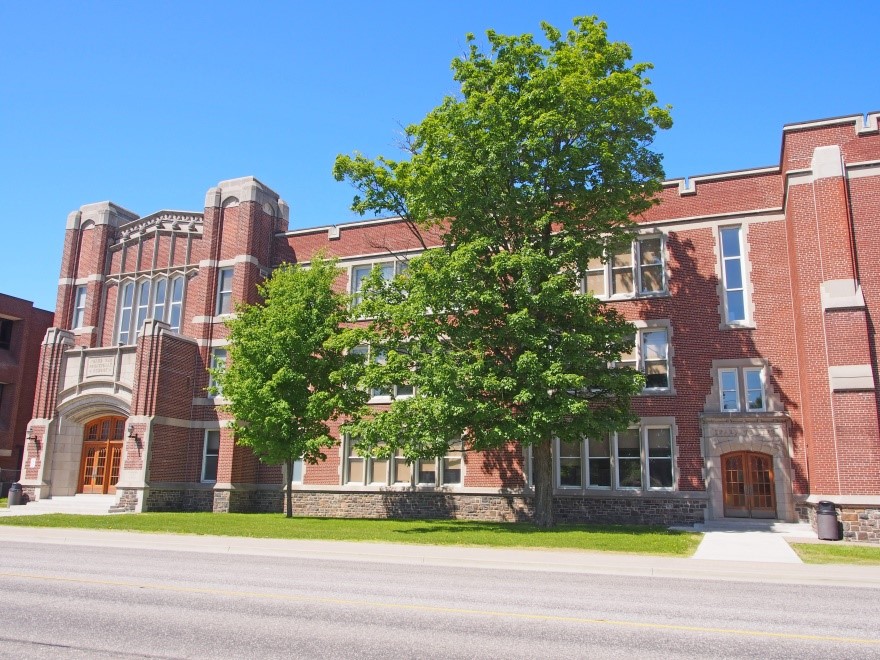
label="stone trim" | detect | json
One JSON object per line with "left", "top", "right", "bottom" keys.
{"left": 828, "top": 365, "right": 875, "bottom": 391}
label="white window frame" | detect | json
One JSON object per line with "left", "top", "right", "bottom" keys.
{"left": 168, "top": 275, "right": 184, "bottom": 332}
{"left": 719, "top": 367, "right": 741, "bottom": 412}
{"left": 550, "top": 422, "right": 676, "bottom": 493}
{"left": 343, "top": 436, "right": 463, "bottom": 487}
{"left": 152, "top": 278, "right": 167, "bottom": 326}
{"left": 719, "top": 225, "right": 748, "bottom": 325}
{"left": 116, "top": 281, "right": 135, "bottom": 344}
{"left": 617, "top": 326, "right": 671, "bottom": 393}
{"left": 201, "top": 429, "right": 220, "bottom": 482}
{"left": 350, "top": 259, "right": 407, "bottom": 307}
{"left": 743, "top": 367, "right": 766, "bottom": 411}
{"left": 582, "top": 235, "right": 667, "bottom": 299}
{"left": 72, "top": 285, "right": 87, "bottom": 329}
{"left": 208, "top": 347, "right": 227, "bottom": 397}
{"left": 350, "top": 344, "right": 415, "bottom": 402}
{"left": 216, "top": 267, "right": 233, "bottom": 315}
{"left": 134, "top": 279, "right": 151, "bottom": 334}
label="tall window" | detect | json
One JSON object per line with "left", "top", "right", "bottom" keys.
{"left": 117, "top": 282, "right": 135, "bottom": 344}
{"left": 345, "top": 437, "right": 463, "bottom": 486}
{"left": 208, "top": 348, "right": 227, "bottom": 396}
{"left": 168, "top": 276, "right": 184, "bottom": 331}
{"left": 617, "top": 327, "right": 670, "bottom": 391}
{"left": 350, "top": 260, "right": 406, "bottom": 307}
{"left": 216, "top": 268, "right": 233, "bottom": 315}
{"left": 72, "top": 286, "right": 87, "bottom": 329}
{"left": 720, "top": 226, "right": 747, "bottom": 323}
{"left": 202, "top": 430, "right": 220, "bottom": 482}
{"left": 117, "top": 276, "right": 187, "bottom": 344}
{"left": 0, "top": 318, "right": 13, "bottom": 350}
{"left": 583, "top": 237, "right": 666, "bottom": 298}
{"left": 152, "top": 279, "right": 167, "bottom": 325}
{"left": 0, "top": 382, "right": 5, "bottom": 409}
{"left": 135, "top": 280, "right": 151, "bottom": 333}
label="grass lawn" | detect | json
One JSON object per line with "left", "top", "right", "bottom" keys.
{"left": 0, "top": 512, "right": 701, "bottom": 556}
{"left": 790, "top": 542, "right": 880, "bottom": 565}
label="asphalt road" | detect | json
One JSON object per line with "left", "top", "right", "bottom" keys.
{"left": 1, "top": 538, "right": 879, "bottom": 659}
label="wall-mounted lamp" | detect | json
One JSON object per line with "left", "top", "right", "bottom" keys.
{"left": 128, "top": 424, "right": 142, "bottom": 451}
{"left": 26, "top": 428, "right": 40, "bottom": 450}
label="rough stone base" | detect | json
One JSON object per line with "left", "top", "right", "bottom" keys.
{"left": 286, "top": 490, "right": 707, "bottom": 526}
{"left": 802, "top": 502, "right": 880, "bottom": 544}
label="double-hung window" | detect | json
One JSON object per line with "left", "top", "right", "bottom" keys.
{"left": 117, "top": 282, "right": 135, "bottom": 344}
{"left": 720, "top": 226, "right": 747, "bottom": 324}
{"left": 208, "top": 348, "right": 227, "bottom": 397}
{"left": 72, "top": 286, "right": 87, "bottom": 329}
{"left": 583, "top": 236, "right": 666, "bottom": 298}
{"left": 202, "top": 430, "right": 220, "bottom": 482}
{"left": 168, "top": 276, "right": 184, "bottom": 331}
{"left": 617, "top": 327, "right": 670, "bottom": 391}
{"left": 345, "top": 437, "right": 463, "bottom": 486}
{"left": 719, "top": 366, "right": 765, "bottom": 412}
{"left": 216, "top": 268, "right": 233, "bottom": 315}
{"left": 135, "top": 280, "right": 151, "bottom": 332}
{"left": 350, "top": 260, "right": 407, "bottom": 307}
{"left": 350, "top": 344, "right": 414, "bottom": 401}
{"left": 117, "top": 275, "right": 187, "bottom": 344}
{"left": 554, "top": 425, "right": 674, "bottom": 491}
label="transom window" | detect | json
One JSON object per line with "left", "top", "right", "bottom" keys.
{"left": 616, "top": 327, "right": 670, "bottom": 391}
{"left": 583, "top": 236, "right": 666, "bottom": 298}
{"left": 350, "top": 260, "right": 408, "bottom": 307}
{"left": 719, "top": 367, "right": 765, "bottom": 412}
{"left": 344, "top": 437, "right": 463, "bottom": 487}
{"left": 116, "top": 275, "right": 186, "bottom": 344}
{"left": 555, "top": 425, "right": 674, "bottom": 491}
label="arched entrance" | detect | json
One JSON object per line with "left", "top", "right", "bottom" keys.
{"left": 78, "top": 416, "right": 125, "bottom": 494}
{"left": 722, "top": 451, "right": 777, "bottom": 519}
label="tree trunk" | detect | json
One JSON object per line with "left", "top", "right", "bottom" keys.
{"left": 285, "top": 457, "right": 293, "bottom": 519}
{"left": 532, "top": 436, "right": 554, "bottom": 528}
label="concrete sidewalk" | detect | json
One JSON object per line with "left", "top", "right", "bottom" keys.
{"left": 2, "top": 526, "right": 878, "bottom": 589}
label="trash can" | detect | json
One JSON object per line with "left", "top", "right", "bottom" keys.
{"left": 7, "top": 483, "right": 23, "bottom": 507}
{"left": 816, "top": 500, "right": 841, "bottom": 541}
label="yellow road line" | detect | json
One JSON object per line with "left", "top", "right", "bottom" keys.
{"left": 3, "top": 571, "right": 878, "bottom": 646}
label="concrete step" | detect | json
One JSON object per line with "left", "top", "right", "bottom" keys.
{"left": 691, "top": 519, "right": 817, "bottom": 538}
{"left": 1, "top": 494, "right": 122, "bottom": 516}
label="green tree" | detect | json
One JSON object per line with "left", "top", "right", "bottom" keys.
{"left": 334, "top": 16, "right": 671, "bottom": 527}
{"left": 214, "top": 258, "right": 366, "bottom": 518}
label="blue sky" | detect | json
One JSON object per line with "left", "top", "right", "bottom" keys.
{"left": 1, "top": 1, "right": 876, "bottom": 312}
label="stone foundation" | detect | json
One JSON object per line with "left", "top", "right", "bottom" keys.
{"left": 138, "top": 486, "right": 283, "bottom": 513}
{"left": 802, "top": 501, "right": 880, "bottom": 544}
{"left": 286, "top": 490, "right": 707, "bottom": 526}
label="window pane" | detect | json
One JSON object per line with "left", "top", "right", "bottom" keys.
{"left": 639, "top": 238, "right": 662, "bottom": 266}
{"left": 640, "top": 265, "right": 664, "bottom": 292}
{"left": 613, "top": 270, "right": 634, "bottom": 294}
{"left": 559, "top": 458, "right": 582, "bottom": 487}
{"left": 585, "top": 271, "right": 605, "bottom": 296}
{"left": 395, "top": 384, "right": 415, "bottom": 398}
{"left": 649, "top": 459, "right": 673, "bottom": 488}
{"left": 724, "top": 259, "right": 743, "bottom": 290}
{"left": 206, "top": 430, "right": 221, "bottom": 453}
{"left": 745, "top": 368, "right": 765, "bottom": 410}
{"left": 722, "top": 390, "right": 739, "bottom": 411}
{"left": 347, "top": 457, "right": 364, "bottom": 484}
{"left": 369, "top": 459, "right": 388, "bottom": 484}
{"left": 587, "top": 435, "right": 610, "bottom": 458}
{"left": 153, "top": 279, "right": 167, "bottom": 321}
{"left": 417, "top": 460, "right": 436, "bottom": 484}
{"left": 588, "top": 458, "right": 611, "bottom": 487}
{"left": 644, "top": 360, "right": 668, "bottom": 388}
{"left": 726, "top": 290, "right": 746, "bottom": 322}
{"left": 394, "top": 457, "right": 412, "bottom": 484}
{"left": 647, "top": 428, "right": 671, "bottom": 456}
{"left": 618, "top": 459, "right": 641, "bottom": 488}
{"left": 612, "top": 250, "right": 632, "bottom": 268}
{"left": 642, "top": 331, "right": 667, "bottom": 360}
{"left": 379, "top": 263, "right": 394, "bottom": 282}
{"left": 292, "top": 459, "right": 303, "bottom": 483}
{"left": 442, "top": 456, "right": 462, "bottom": 485}
{"left": 720, "top": 228, "right": 741, "bottom": 257}
{"left": 617, "top": 429, "right": 640, "bottom": 457}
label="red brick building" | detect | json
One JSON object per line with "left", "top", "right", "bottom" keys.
{"left": 19, "top": 112, "right": 880, "bottom": 541}
{"left": 0, "top": 293, "right": 53, "bottom": 485}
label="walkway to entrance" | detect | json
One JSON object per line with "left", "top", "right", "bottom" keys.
{"left": 0, "top": 494, "right": 120, "bottom": 517}
{"left": 690, "top": 519, "right": 817, "bottom": 564}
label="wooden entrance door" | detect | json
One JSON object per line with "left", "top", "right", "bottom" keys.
{"left": 722, "top": 451, "right": 777, "bottom": 519}
{"left": 78, "top": 416, "right": 125, "bottom": 494}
